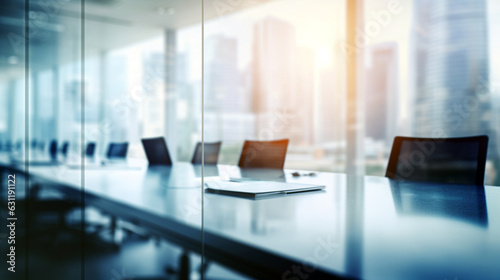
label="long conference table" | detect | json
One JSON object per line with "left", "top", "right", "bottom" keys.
{"left": 1, "top": 154, "right": 500, "bottom": 280}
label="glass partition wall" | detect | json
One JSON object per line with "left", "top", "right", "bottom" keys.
{"left": 201, "top": 0, "right": 350, "bottom": 279}
{"left": 202, "top": 0, "right": 348, "bottom": 172}
{"left": 1, "top": 1, "right": 29, "bottom": 279}
{"left": 360, "top": 0, "right": 500, "bottom": 185}
{"left": 0, "top": 0, "right": 85, "bottom": 278}
{"left": 1, "top": 0, "right": 206, "bottom": 279}
{"left": 81, "top": 1, "right": 204, "bottom": 279}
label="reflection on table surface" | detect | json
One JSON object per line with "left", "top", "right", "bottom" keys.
{"left": 389, "top": 180, "right": 488, "bottom": 226}
{"left": 1, "top": 159, "right": 500, "bottom": 279}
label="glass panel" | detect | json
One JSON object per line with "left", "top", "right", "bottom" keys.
{"left": 29, "top": 0, "right": 84, "bottom": 277}
{"left": 2, "top": 0, "right": 205, "bottom": 279}
{"left": 360, "top": 0, "right": 500, "bottom": 185}
{"left": 203, "top": 0, "right": 347, "bottom": 279}
{"left": 361, "top": 1, "right": 498, "bottom": 277}
{"left": 0, "top": 0, "right": 84, "bottom": 277}
{"left": 81, "top": 1, "right": 203, "bottom": 279}
{"left": 0, "top": 1, "right": 28, "bottom": 279}
{"left": 203, "top": 0, "right": 347, "bottom": 173}
{"left": 359, "top": 0, "right": 409, "bottom": 178}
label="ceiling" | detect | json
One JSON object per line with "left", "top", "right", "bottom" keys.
{"left": 0, "top": 0, "right": 275, "bottom": 79}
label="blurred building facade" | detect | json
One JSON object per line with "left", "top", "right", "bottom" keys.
{"left": 365, "top": 42, "right": 399, "bottom": 145}
{"left": 413, "top": 0, "right": 493, "bottom": 141}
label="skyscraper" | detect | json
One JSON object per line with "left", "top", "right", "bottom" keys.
{"left": 252, "top": 17, "right": 297, "bottom": 112}
{"left": 316, "top": 66, "right": 344, "bottom": 145}
{"left": 252, "top": 17, "right": 297, "bottom": 141}
{"left": 365, "top": 42, "right": 399, "bottom": 144}
{"left": 294, "top": 47, "right": 315, "bottom": 145}
{"left": 204, "top": 34, "right": 242, "bottom": 112}
{"left": 142, "top": 52, "right": 165, "bottom": 137}
{"left": 413, "top": 0, "right": 493, "bottom": 140}
{"left": 203, "top": 34, "right": 255, "bottom": 147}
{"left": 412, "top": 0, "right": 500, "bottom": 183}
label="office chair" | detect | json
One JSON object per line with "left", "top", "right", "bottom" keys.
{"left": 31, "top": 139, "right": 38, "bottom": 150}
{"left": 191, "top": 141, "right": 222, "bottom": 165}
{"left": 60, "top": 141, "right": 69, "bottom": 157}
{"left": 385, "top": 135, "right": 488, "bottom": 185}
{"left": 142, "top": 137, "right": 172, "bottom": 165}
{"left": 48, "top": 140, "right": 57, "bottom": 160}
{"left": 86, "top": 142, "right": 96, "bottom": 157}
{"left": 238, "top": 139, "right": 289, "bottom": 169}
{"left": 106, "top": 142, "right": 128, "bottom": 159}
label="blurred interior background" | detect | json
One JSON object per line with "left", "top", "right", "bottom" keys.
{"left": 3, "top": 0, "right": 500, "bottom": 183}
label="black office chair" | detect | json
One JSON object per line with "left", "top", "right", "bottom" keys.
{"left": 106, "top": 142, "right": 128, "bottom": 159}
{"left": 142, "top": 137, "right": 172, "bottom": 165}
{"left": 48, "top": 140, "right": 57, "bottom": 160}
{"left": 86, "top": 142, "right": 96, "bottom": 157}
{"left": 191, "top": 141, "right": 222, "bottom": 165}
{"left": 238, "top": 139, "right": 289, "bottom": 169}
{"left": 385, "top": 135, "right": 488, "bottom": 185}
{"left": 60, "top": 141, "right": 69, "bottom": 157}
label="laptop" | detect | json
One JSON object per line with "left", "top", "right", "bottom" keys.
{"left": 205, "top": 180, "right": 325, "bottom": 199}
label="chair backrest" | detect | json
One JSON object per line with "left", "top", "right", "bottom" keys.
{"left": 86, "top": 142, "right": 96, "bottom": 157}
{"left": 191, "top": 141, "right": 222, "bottom": 164}
{"left": 141, "top": 137, "right": 172, "bottom": 166}
{"left": 106, "top": 142, "right": 129, "bottom": 159}
{"left": 385, "top": 135, "right": 488, "bottom": 185}
{"left": 238, "top": 139, "right": 289, "bottom": 169}
{"left": 48, "top": 140, "right": 57, "bottom": 159}
{"left": 61, "top": 141, "right": 69, "bottom": 157}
